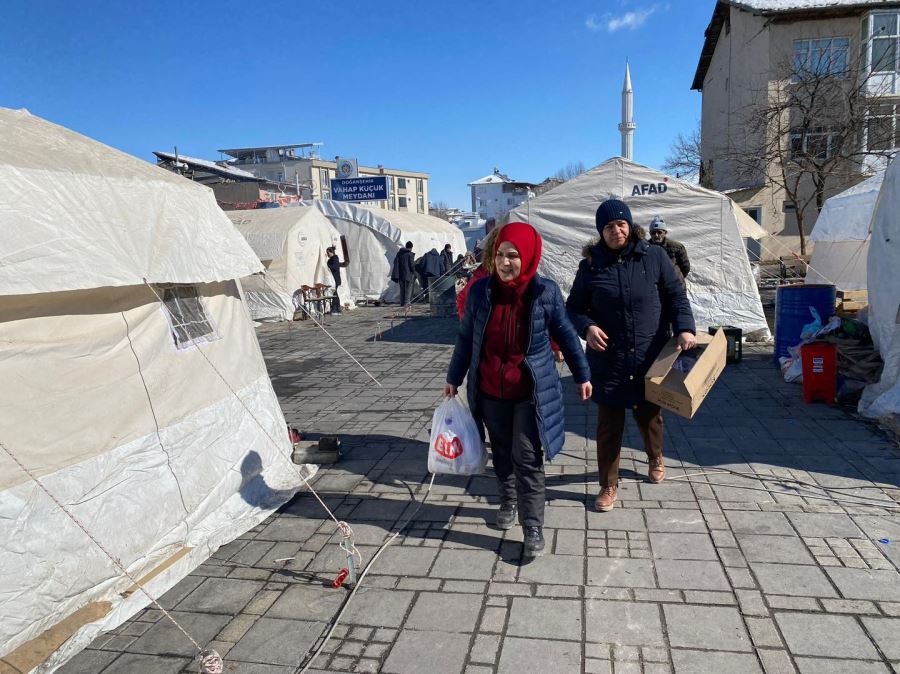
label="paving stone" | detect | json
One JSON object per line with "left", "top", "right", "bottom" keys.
{"left": 469, "top": 633, "right": 501, "bottom": 664}
{"left": 429, "top": 548, "right": 496, "bottom": 580}
{"left": 517, "top": 552, "right": 585, "bottom": 585}
{"left": 656, "top": 560, "right": 730, "bottom": 591}
{"left": 555, "top": 529, "right": 586, "bottom": 555}
{"left": 824, "top": 567, "right": 900, "bottom": 601}
{"left": 587, "top": 558, "right": 656, "bottom": 588}
{"left": 56, "top": 649, "right": 119, "bottom": 674}
{"left": 265, "top": 583, "right": 345, "bottom": 621}
{"left": 256, "top": 517, "right": 322, "bottom": 542}
{"left": 820, "top": 599, "right": 880, "bottom": 614}
{"left": 671, "top": 650, "right": 763, "bottom": 674}
{"left": 745, "top": 616, "right": 783, "bottom": 648}
{"left": 382, "top": 629, "right": 470, "bottom": 674}
{"left": 683, "top": 590, "right": 736, "bottom": 605}
{"left": 102, "top": 653, "right": 191, "bottom": 673}
{"left": 340, "top": 587, "right": 415, "bottom": 628}
{"left": 217, "top": 614, "right": 259, "bottom": 643}
{"left": 587, "top": 508, "right": 647, "bottom": 532}
{"left": 737, "top": 535, "right": 815, "bottom": 565}
{"left": 775, "top": 612, "right": 880, "bottom": 659}
{"left": 507, "top": 597, "right": 582, "bottom": 641}
{"left": 585, "top": 658, "right": 613, "bottom": 674}
{"left": 479, "top": 605, "right": 507, "bottom": 633}
{"left": 650, "top": 533, "right": 718, "bottom": 560}
{"left": 663, "top": 605, "right": 752, "bottom": 652}
{"left": 861, "top": 617, "right": 900, "bottom": 659}
{"left": 795, "top": 658, "right": 890, "bottom": 673}
{"left": 127, "top": 612, "right": 230, "bottom": 657}
{"left": 634, "top": 589, "right": 684, "bottom": 603}
{"left": 756, "top": 649, "right": 795, "bottom": 674}
{"left": 723, "top": 510, "right": 795, "bottom": 535}
{"left": 175, "top": 578, "right": 266, "bottom": 614}
{"left": 645, "top": 509, "right": 708, "bottom": 533}
{"left": 205, "top": 660, "right": 293, "bottom": 673}
{"left": 786, "top": 512, "right": 864, "bottom": 538}
{"left": 226, "top": 617, "right": 323, "bottom": 666}
{"left": 497, "top": 636, "right": 582, "bottom": 673}
{"left": 750, "top": 562, "right": 838, "bottom": 597}
{"left": 766, "top": 595, "right": 821, "bottom": 611}
{"left": 585, "top": 600, "right": 665, "bottom": 646}
{"left": 726, "top": 567, "right": 758, "bottom": 589}
{"left": 405, "top": 592, "right": 482, "bottom": 633}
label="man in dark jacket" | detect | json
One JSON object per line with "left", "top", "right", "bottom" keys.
{"left": 421, "top": 248, "right": 443, "bottom": 297}
{"left": 326, "top": 246, "right": 348, "bottom": 314}
{"left": 440, "top": 244, "right": 454, "bottom": 274}
{"left": 391, "top": 241, "right": 416, "bottom": 306}
{"left": 649, "top": 215, "right": 690, "bottom": 281}
{"left": 567, "top": 199, "right": 696, "bottom": 512}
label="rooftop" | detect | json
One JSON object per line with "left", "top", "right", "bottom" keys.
{"left": 153, "top": 151, "right": 262, "bottom": 182}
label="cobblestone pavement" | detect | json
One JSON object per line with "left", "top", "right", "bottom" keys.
{"left": 61, "top": 306, "right": 900, "bottom": 674}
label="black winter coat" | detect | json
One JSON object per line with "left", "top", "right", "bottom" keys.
{"left": 391, "top": 248, "right": 415, "bottom": 282}
{"left": 423, "top": 249, "right": 443, "bottom": 277}
{"left": 654, "top": 238, "right": 691, "bottom": 279}
{"left": 447, "top": 275, "right": 591, "bottom": 460}
{"left": 566, "top": 240, "right": 695, "bottom": 408}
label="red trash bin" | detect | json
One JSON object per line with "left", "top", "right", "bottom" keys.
{"left": 800, "top": 342, "right": 837, "bottom": 405}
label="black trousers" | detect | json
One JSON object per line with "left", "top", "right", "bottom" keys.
{"left": 331, "top": 286, "right": 341, "bottom": 313}
{"left": 479, "top": 395, "right": 545, "bottom": 528}
{"left": 399, "top": 280, "right": 413, "bottom": 305}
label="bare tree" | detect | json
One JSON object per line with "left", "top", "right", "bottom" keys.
{"left": 726, "top": 42, "right": 891, "bottom": 255}
{"left": 662, "top": 125, "right": 706, "bottom": 184}
{"left": 429, "top": 200, "right": 452, "bottom": 221}
{"left": 554, "top": 161, "right": 586, "bottom": 181}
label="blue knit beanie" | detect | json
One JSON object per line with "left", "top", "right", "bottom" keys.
{"left": 595, "top": 199, "right": 633, "bottom": 235}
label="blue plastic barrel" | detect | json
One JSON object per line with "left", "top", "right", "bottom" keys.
{"left": 774, "top": 284, "right": 836, "bottom": 365}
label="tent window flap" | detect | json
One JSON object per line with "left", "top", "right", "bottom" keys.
{"left": 160, "top": 285, "right": 219, "bottom": 349}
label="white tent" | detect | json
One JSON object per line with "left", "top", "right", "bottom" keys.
{"left": 0, "top": 109, "right": 305, "bottom": 671}
{"left": 805, "top": 172, "right": 883, "bottom": 291}
{"left": 859, "top": 159, "right": 900, "bottom": 422}
{"left": 507, "top": 157, "right": 770, "bottom": 337}
{"left": 308, "top": 200, "right": 467, "bottom": 303}
{"left": 227, "top": 207, "right": 345, "bottom": 320}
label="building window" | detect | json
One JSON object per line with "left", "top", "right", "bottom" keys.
{"left": 160, "top": 285, "right": 218, "bottom": 349}
{"left": 870, "top": 13, "right": 900, "bottom": 73}
{"left": 320, "top": 168, "right": 330, "bottom": 196}
{"left": 416, "top": 178, "right": 423, "bottom": 193}
{"left": 417, "top": 195, "right": 424, "bottom": 212}
{"left": 507, "top": 198, "right": 514, "bottom": 205}
{"left": 783, "top": 202, "right": 797, "bottom": 212}
{"left": 793, "top": 37, "right": 849, "bottom": 77}
{"left": 744, "top": 207, "right": 762, "bottom": 224}
{"left": 397, "top": 177, "right": 407, "bottom": 190}
{"left": 789, "top": 127, "right": 840, "bottom": 159}
{"left": 867, "top": 103, "right": 900, "bottom": 150}
{"left": 398, "top": 196, "right": 408, "bottom": 208}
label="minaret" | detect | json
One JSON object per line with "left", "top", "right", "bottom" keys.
{"left": 618, "top": 61, "right": 636, "bottom": 160}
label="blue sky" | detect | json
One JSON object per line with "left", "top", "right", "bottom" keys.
{"left": 1, "top": 1, "right": 714, "bottom": 209}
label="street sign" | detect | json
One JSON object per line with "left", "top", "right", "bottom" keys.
{"left": 335, "top": 157, "right": 359, "bottom": 179}
{"left": 330, "top": 176, "right": 389, "bottom": 202}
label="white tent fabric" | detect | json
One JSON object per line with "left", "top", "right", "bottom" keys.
{"left": 0, "top": 110, "right": 305, "bottom": 671}
{"left": 507, "top": 157, "right": 770, "bottom": 337}
{"left": 0, "top": 108, "right": 261, "bottom": 295}
{"left": 308, "top": 201, "right": 466, "bottom": 302}
{"left": 227, "top": 207, "right": 344, "bottom": 320}
{"left": 805, "top": 171, "right": 883, "bottom": 291}
{"left": 859, "top": 159, "right": 900, "bottom": 421}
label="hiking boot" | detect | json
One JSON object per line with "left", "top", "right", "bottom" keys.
{"left": 496, "top": 504, "right": 517, "bottom": 530}
{"left": 648, "top": 457, "right": 666, "bottom": 484}
{"left": 523, "top": 526, "right": 545, "bottom": 557}
{"left": 595, "top": 485, "right": 618, "bottom": 512}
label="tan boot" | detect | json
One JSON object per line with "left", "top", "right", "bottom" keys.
{"left": 595, "top": 485, "right": 618, "bottom": 512}
{"left": 649, "top": 457, "right": 666, "bottom": 484}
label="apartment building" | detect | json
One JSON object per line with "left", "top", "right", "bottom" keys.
{"left": 217, "top": 145, "right": 429, "bottom": 213}
{"left": 693, "top": 0, "right": 900, "bottom": 255}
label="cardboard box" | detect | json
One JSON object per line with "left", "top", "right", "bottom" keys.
{"left": 644, "top": 330, "right": 727, "bottom": 419}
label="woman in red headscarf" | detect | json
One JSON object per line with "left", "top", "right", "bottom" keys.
{"left": 445, "top": 222, "right": 592, "bottom": 558}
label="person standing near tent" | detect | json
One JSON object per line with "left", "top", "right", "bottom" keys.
{"left": 326, "top": 246, "right": 348, "bottom": 314}
{"left": 421, "top": 248, "right": 443, "bottom": 297}
{"left": 567, "top": 199, "right": 696, "bottom": 512}
{"left": 649, "top": 216, "right": 690, "bottom": 281}
{"left": 391, "top": 241, "right": 416, "bottom": 306}
{"left": 441, "top": 244, "right": 454, "bottom": 274}
{"left": 445, "top": 222, "right": 592, "bottom": 558}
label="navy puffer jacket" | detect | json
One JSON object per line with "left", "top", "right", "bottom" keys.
{"left": 446, "top": 275, "right": 591, "bottom": 460}
{"left": 566, "top": 240, "right": 695, "bottom": 408}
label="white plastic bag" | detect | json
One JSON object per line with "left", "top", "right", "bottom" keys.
{"left": 428, "top": 397, "right": 486, "bottom": 475}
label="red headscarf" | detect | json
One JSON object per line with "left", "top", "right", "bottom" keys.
{"left": 494, "top": 221, "right": 542, "bottom": 288}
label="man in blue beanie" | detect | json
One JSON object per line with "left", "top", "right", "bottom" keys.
{"left": 567, "top": 198, "right": 696, "bottom": 511}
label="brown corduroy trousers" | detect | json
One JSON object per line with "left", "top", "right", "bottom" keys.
{"left": 596, "top": 402, "right": 664, "bottom": 487}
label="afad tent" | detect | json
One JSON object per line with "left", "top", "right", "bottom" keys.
{"left": 805, "top": 171, "right": 883, "bottom": 291}
{"left": 859, "top": 158, "right": 900, "bottom": 423}
{"left": 308, "top": 200, "right": 467, "bottom": 303}
{"left": 507, "top": 157, "right": 770, "bottom": 337}
{"left": 227, "top": 206, "right": 345, "bottom": 320}
{"left": 0, "top": 109, "right": 306, "bottom": 671}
